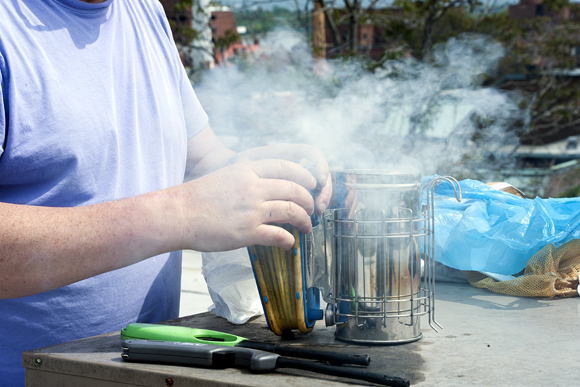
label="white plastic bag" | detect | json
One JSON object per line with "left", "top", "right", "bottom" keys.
{"left": 201, "top": 248, "right": 263, "bottom": 324}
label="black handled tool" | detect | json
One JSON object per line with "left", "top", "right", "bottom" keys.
{"left": 121, "top": 323, "right": 370, "bottom": 366}
{"left": 236, "top": 339, "right": 370, "bottom": 366}
{"left": 121, "top": 340, "right": 410, "bottom": 387}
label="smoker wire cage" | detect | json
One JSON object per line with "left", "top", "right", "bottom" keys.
{"left": 322, "top": 171, "right": 461, "bottom": 344}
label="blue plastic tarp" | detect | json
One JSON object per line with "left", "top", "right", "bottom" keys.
{"left": 430, "top": 178, "right": 580, "bottom": 275}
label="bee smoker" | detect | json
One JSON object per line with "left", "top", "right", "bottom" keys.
{"left": 308, "top": 170, "right": 461, "bottom": 344}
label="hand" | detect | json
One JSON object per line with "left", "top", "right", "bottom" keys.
{"left": 177, "top": 159, "right": 317, "bottom": 251}
{"left": 231, "top": 144, "right": 332, "bottom": 215}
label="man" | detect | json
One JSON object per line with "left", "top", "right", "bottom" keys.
{"left": 0, "top": 0, "right": 331, "bottom": 384}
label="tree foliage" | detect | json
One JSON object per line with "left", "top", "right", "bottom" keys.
{"left": 361, "top": 0, "right": 580, "bottom": 146}
{"left": 392, "top": 0, "right": 482, "bottom": 58}
{"left": 475, "top": 5, "right": 580, "bottom": 145}
{"left": 165, "top": 0, "right": 202, "bottom": 45}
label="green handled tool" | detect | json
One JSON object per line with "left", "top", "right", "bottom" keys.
{"left": 121, "top": 323, "right": 370, "bottom": 366}
{"left": 121, "top": 340, "right": 411, "bottom": 387}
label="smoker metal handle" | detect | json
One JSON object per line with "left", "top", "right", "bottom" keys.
{"left": 423, "top": 176, "right": 462, "bottom": 332}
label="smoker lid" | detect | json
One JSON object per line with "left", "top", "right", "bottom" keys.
{"left": 338, "top": 169, "right": 422, "bottom": 191}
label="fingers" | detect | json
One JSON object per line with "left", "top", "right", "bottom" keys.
{"left": 246, "top": 155, "right": 331, "bottom": 216}
{"left": 182, "top": 152, "right": 331, "bottom": 253}
{"left": 243, "top": 160, "right": 316, "bottom": 215}
{"left": 288, "top": 145, "right": 330, "bottom": 190}
{"left": 260, "top": 201, "right": 313, "bottom": 234}
{"left": 257, "top": 178, "right": 315, "bottom": 216}
{"left": 301, "top": 150, "right": 330, "bottom": 190}
{"left": 254, "top": 224, "right": 296, "bottom": 251}
{"left": 250, "top": 159, "right": 317, "bottom": 191}
{"left": 236, "top": 144, "right": 330, "bottom": 190}
{"left": 314, "top": 173, "right": 333, "bottom": 215}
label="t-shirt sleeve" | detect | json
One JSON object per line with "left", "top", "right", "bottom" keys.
{"left": 181, "top": 73, "right": 209, "bottom": 139}
{"left": 152, "top": 0, "right": 209, "bottom": 139}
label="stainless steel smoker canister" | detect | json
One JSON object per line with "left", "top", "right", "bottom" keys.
{"left": 322, "top": 170, "right": 460, "bottom": 344}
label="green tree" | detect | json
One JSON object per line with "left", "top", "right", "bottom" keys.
{"left": 473, "top": 4, "right": 580, "bottom": 146}
{"left": 370, "top": 0, "right": 580, "bottom": 147}
{"left": 387, "top": 0, "right": 483, "bottom": 59}
{"left": 165, "top": 0, "right": 202, "bottom": 46}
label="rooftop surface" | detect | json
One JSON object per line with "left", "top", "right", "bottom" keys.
{"left": 179, "top": 250, "right": 213, "bottom": 318}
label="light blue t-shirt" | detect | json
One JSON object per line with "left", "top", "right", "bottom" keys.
{"left": 0, "top": 0, "right": 208, "bottom": 384}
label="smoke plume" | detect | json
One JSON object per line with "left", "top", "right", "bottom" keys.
{"left": 195, "top": 29, "right": 523, "bottom": 178}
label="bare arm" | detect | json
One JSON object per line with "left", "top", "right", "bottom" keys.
{"left": 0, "top": 124, "right": 228, "bottom": 298}
{"left": 0, "top": 190, "right": 180, "bottom": 299}
{"left": 0, "top": 160, "right": 317, "bottom": 299}
{"left": 1, "top": 124, "right": 331, "bottom": 299}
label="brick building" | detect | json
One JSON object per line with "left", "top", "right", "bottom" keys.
{"left": 159, "top": 1, "right": 258, "bottom": 74}
{"left": 315, "top": 8, "right": 411, "bottom": 60}
{"left": 509, "top": 0, "right": 570, "bottom": 22}
{"left": 210, "top": 9, "right": 259, "bottom": 66}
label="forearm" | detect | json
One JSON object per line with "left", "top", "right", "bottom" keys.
{"left": 184, "top": 124, "right": 234, "bottom": 181}
{"left": 185, "top": 146, "right": 234, "bottom": 182}
{"left": 0, "top": 189, "right": 184, "bottom": 299}
{"left": 1, "top": 158, "right": 324, "bottom": 299}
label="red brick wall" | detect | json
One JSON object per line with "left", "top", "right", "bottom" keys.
{"left": 211, "top": 11, "right": 238, "bottom": 39}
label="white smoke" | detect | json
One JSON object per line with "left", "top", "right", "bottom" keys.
{"left": 195, "top": 29, "right": 523, "bottom": 178}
